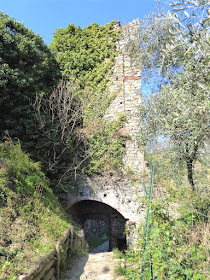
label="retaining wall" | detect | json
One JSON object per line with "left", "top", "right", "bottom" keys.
{"left": 18, "top": 227, "right": 85, "bottom": 280}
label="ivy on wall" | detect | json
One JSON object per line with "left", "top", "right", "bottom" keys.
{"left": 50, "top": 21, "right": 127, "bottom": 174}
{"left": 84, "top": 115, "right": 127, "bottom": 174}
{"left": 50, "top": 22, "right": 119, "bottom": 89}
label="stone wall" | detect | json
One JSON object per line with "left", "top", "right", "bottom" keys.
{"left": 67, "top": 172, "right": 146, "bottom": 224}
{"left": 104, "top": 19, "right": 145, "bottom": 173}
{"left": 65, "top": 171, "right": 148, "bottom": 250}
{"left": 64, "top": 19, "right": 148, "bottom": 252}
{"left": 67, "top": 198, "right": 127, "bottom": 251}
{"left": 84, "top": 219, "right": 107, "bottom": 239}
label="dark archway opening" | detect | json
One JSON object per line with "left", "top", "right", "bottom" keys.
{"left": 84, "top": 219, "right": 109, "bottom": 252}
{"left": 67, "top": 200, "right": 127, "bottom": 252}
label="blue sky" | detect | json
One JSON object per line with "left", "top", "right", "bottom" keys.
{"left": 0, "top": 0, "right": 160, "bottom": 45}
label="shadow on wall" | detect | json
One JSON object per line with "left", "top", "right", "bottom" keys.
{"left": 67, "top": 200, "right": 127, "bottom": 251}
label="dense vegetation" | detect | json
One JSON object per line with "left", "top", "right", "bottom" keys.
{"left": 121, "top": 152, "right": 210, "bottom": 279}
{"left": 0, "top": 12, "right": 60, "bottom": 155}
{"left": 50, "top": 22, "right": 120, "bottom": 91}
{"left": 0, "top": 139, "right": 74, "bottom": 279}
{"left": 0, "top": 14, "right": 125, "bottom": 279}
{"left": 0, "top": 12, "right": 125, "bottom": 193}
{"left": 36, "top": 21, "right": 126, "bottom": 189}
{"left": 50, "top": 21, "right": 121, "bottom": 125}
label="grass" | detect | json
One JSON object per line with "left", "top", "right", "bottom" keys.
{"left": 123, "top": 151, "right": 210, "bottom": 279}
{"left": 0, "top": 139, "right": 76, "bottom": 279}
{"left": 113, "top": 249, "right": 126, "bottom": 278}
{"left": 113, "top": 248, "right": 124, "bottom": 259}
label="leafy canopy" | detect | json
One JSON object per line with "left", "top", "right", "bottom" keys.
{"left": 49, "top": 21, "right": 126, "bottom": 177}
{"left": 50, "top": 22, "right": 120, "bottom": 89}
{"left": 50, "top": 22, "right": 121, "bottom": 123}
{"left": 0, "top": 12, "right": 60, "bottom": 152}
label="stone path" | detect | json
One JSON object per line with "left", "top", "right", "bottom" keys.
{"left": 61, "top": 242, "right": 124, "bottom": 280}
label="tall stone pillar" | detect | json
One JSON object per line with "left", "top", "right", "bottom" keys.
{"left": 104, "top": 19, "right": 145, "bottom": 173}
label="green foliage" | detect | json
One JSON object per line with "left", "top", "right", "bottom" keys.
{"left": 50, "top": 21, "right": 120, "bottom": 92}
{"left": 146, "top": 147, "right": 210, "bottom": 195}
{"left": 0, "top": 140, "right": 74, "bottom": 279}
{"left": 50, "top": 21, "right": 120, "bottom": 123}
{"left": 0, "top": 12, "right": 60, "bottom": 153}
{"left": 113, "top": 248, "right": 124, "bottom": 259}
{"left": 113, "top": 249, "right": 126, "bottom": 277}
{"left": 145, "top": 150, "right": 186, "bottom": 189}
{"left": 140, "top": 194, "right": 209, "bottom": 279}
{"left": 124, "top": 154, "right": 210, "bottom": 279}
{"left": 138, "top": 0, "right": 210, "bottom": 82}
{"left": 50, "top": 22, "right": 126, "bottom": 176}
{"left": 115, "top": 263, "right": 126, "bottom": 276}
{"left": 84, "top": 115, "right": 126, "bottom": 174}
{"left": 124, "top": 195, "right": 209, "bottom": 279}
{"left": 137, "top": 0, "right": 210, "bottom": 190}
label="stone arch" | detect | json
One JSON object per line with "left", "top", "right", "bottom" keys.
{"left": 66, "top": 200, "right": 128, "bottom": 251}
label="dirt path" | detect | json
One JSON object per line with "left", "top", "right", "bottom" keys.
{"left": 61, "top": 243, "right": 125, "bottom": 280}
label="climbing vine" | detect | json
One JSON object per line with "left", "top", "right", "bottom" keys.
{"left": 84, "top": 115, "right": 127, "bottom": 174}
{"left": 50, "top": 21, "right": 126, "bottom": 174}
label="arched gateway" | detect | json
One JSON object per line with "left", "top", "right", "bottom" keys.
{"left": 66, "top": 200, "right": 127, "bottom": 251}
{"left": 65, "top": 19, "right": 147, "bottom": 250}
{"left": 65, "top": 171, "right": 147, "bottom": 250}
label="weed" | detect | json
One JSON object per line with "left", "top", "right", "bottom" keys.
{"left": 124, "top": 152, "right": 210, "bottom": 279}
{"left": 113, "top": 248, "right": 124, "bottom": 259}
{"left": 115, "top": 263, "right": 126, "bottom": 276}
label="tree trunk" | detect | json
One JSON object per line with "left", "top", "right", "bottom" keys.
{"left": 186, "top": 159, "right": 195, "bottom": 191}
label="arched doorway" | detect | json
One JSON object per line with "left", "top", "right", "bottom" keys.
{"left": 67, "top": 200, "right": 127, "bottom": 251}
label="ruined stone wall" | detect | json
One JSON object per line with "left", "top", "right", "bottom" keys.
{"left": 84, "top": 220, "right": 107, "bottom": 239}
{"left": 66, "top": 172, "right": 147, "bottom": 249}
{"left": 104, "top": 19, "right": 145, "bottom": 173}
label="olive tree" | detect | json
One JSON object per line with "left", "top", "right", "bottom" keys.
{"left": 137, "top": 0, "right": 209, "bottom": 190}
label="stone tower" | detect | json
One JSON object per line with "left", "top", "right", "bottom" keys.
{"left": 66, "top": 20, "right": 147, "bottom": 252}
{"left": 104, "top": 19, "right": 145, "bottom": 173}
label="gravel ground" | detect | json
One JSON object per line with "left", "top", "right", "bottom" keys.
{"left": 60, "top": 242, "right": 124, "bottom": 280}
